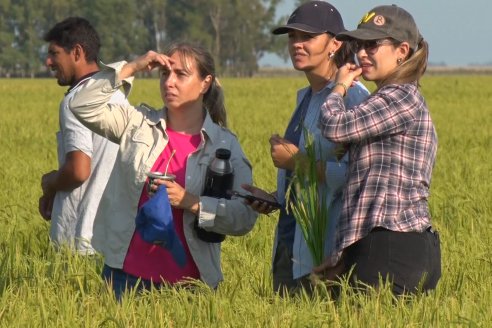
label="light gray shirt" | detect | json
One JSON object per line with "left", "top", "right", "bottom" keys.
{"left": 51, "top": 76, "right": 128, "bottom": 254}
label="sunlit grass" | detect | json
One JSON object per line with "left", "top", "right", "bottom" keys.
{"left": 0, "top": 75, "right": 491, "bottom": 326}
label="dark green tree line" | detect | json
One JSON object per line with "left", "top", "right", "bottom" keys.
{"left": 0, "top": 0, "right": 287, "bottom": 77}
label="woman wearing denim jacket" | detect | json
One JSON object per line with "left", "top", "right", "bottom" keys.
{"left": 242, "top": 1, "right": 369, "bottom": 295}
{"left": 69, "top": 43, "right": 258, "bottom": 299}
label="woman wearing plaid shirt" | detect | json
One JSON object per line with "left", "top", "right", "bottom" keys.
{"left": 316, "top": 5, "right": 441, "bottom": 295}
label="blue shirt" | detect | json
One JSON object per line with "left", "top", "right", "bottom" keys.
{"left": 273, "top": 81, "right": 369, "bottom": 279}
{"left": 276, "top": 90, "right": 312, "bottom": 244}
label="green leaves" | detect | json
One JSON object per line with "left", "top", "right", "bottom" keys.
{"left": 287, "top": 130, "right": 329, "bottom": 267}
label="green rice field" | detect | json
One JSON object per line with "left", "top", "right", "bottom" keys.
{"left": 0, "top": 75, "right": 491, "bottom": 327}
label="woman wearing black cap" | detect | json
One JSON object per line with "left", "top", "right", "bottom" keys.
{"left": 242, "top": 1, "right": 369, "bottom": 296}
{"left": 316, "top": 5, "right": 441, "bottom": 295}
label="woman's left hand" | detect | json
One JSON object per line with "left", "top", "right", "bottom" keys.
{"left": 121, "top": 50, "right": 174, "bottom": 79}
{"left": 241, "top": 184, "right": 279, "bottom": 215}
{"left": 312, "top": 253, "right": 346, "bottom": 281}
{"left": 154, "top": 179, "right": 200, "bottom": 214}
{"left": 269, "top": 134, "right": 299, "bottom": 171}
{"left": 335, "top": 63, "right": 363, "bottom": 89}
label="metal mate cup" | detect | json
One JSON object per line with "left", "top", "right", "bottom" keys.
{"left": 146, "top": 171, "right": 176, "bottom": 193}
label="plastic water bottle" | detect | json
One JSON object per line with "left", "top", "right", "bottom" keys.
{"left": 196, "top": 148, "right": 234, "bottom": 243}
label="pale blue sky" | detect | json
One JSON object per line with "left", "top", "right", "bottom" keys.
{"left": 261, "top": 0, "right": 491, "bottom": 67}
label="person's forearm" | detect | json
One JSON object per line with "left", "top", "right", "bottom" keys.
{"left": 119, "top": 61, "right": 138, "bottom": 80}
{"left": 69, "top": 62, "right": 132, "bottom": 142}
{"left": 184, "top": 193, "right": 200, "bottom": 215}
{"left": 43, "top": 171, "right": 82, "bottom": 194}
{"left": 50, "top": 166, "right": 88, "bottom": 192}
{"left": 44, "top": 151, "right": 91, "bottom": 193}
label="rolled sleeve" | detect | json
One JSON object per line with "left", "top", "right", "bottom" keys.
{"left": 197, "top": 196, "right": 221, "bottom": 227}
{"left": 102, "top": 61, "right": 134, "bottom": 96}
{"left": 196, "top": 143, "right": 258, "bottom": 236}
{"left": 69, "top": 61, "right": 138, "bottom": 142}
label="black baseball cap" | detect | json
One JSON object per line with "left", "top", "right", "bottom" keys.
{"left": 272, "top": 1, "right": 345, "bottom": 35}
{"left": 336, "top": 5, "right": 421, "bottom": 50}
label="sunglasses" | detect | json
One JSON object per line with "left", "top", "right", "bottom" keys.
{"left": 352, "top": 39, "right": 396, "bottom": 54}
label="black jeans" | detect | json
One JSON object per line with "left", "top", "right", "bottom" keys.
{"left": 343, "top": 227, "right": 441, "bottom": 295}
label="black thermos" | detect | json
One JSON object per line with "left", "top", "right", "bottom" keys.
{"left": 195, "top": 148, "right": 234, "bottom": 243}
{"left": 203, "top": 148, "right": 234, "bottom": 198}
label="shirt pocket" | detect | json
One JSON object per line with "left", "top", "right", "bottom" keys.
{"left": 120, "top": 127, "right": 153, "bottom": 173}
{"left": 193, "top": 154, "right": 211, "bottom": 193}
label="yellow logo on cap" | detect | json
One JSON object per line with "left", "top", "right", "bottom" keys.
{"left": 359, "top": 12, "right": 375, "bottom": 25}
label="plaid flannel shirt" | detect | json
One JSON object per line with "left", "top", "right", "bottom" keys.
{"left": 318, "top": 83, "right": 438, "bottom": 265}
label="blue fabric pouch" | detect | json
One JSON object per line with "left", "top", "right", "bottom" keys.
{"left": 135, "top": 186, "right": 186, "bottom": 267}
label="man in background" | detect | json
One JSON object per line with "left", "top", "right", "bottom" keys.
{"left": 39, "top": 17, "right": 127, "bottom": 254}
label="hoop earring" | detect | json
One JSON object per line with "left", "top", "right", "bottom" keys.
{"left": 397, "top": 58, "right": 403, "bottom": 65}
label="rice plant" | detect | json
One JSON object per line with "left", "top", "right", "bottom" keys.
{"left": 286, "top": 130, "right": 329, "bottom": 267}
{"left": 0, "top": 76, "right": 491, "bottom": 326}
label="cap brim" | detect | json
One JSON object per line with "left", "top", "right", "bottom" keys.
{"left": 336, "top": 28, "right": 389, "bottom": 41}
{"left": 272, "top": 23, "right": 327, "bottom": 35}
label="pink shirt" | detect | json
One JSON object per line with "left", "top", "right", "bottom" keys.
{"left": 123, "top": 127, "right": 201, "bottom": 283}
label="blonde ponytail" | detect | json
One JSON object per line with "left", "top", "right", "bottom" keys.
{"left": 379, "top": 38, "right": 429, "bottom": 88}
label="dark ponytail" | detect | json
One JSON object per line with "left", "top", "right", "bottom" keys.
{"left": 203, "top": 78, "right": 227, "bottom": 127}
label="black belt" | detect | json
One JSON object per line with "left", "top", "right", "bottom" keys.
{"left": 372, "top": 226, "right": 437, "bottom": 234}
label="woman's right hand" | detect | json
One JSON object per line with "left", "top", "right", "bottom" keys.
{"left": 269, "top": 134, "right": 299, "bottom": 171}
{"left": 335, "top": 63, "right": 363, "bottom": 90}
{"left": 241, "top": 184, "right": 279, "bottom": 215}
{"left": 120, "top": 51, "right": 174, "bottom": 79}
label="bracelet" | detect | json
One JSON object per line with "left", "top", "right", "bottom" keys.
{"left": 334, "top": 82, "right": 348, "bottom": 97}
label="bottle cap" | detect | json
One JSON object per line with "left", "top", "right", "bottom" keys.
{"left": 215, "top": 148, "right": 231, "bottom": 160}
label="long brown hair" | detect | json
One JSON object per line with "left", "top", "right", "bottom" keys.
{"left": 165, "top": 43, "right": 227, "bottom": 127}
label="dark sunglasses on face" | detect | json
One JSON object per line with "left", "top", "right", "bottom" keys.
{"left": 352, "top": 39, "right": 396, "bottom": 54}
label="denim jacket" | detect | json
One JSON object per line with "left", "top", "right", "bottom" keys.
{"left": 69, "top": 61, "right": 258, "bottom": 288}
